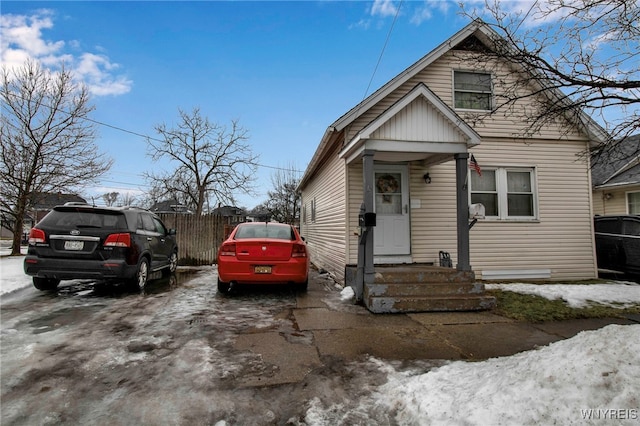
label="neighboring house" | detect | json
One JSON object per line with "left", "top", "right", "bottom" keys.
{"left": 246, "top": 208, "right": 271, "bottom": 223}
{"left": 1, "top": 192, "right": 87, "bottom": 241}
{"left": 29, "top": 192, "right": 87, "bottom": 223}
{"left": 150, "top": 199, "right": 194, "bottom": 215}
{"left": 298, "top": 19, "right": 607, "bottom": 298}
{"left": 211, "top": 205, "right": 247, "bottom": 224}
{"left": 592, "top": 134, "right": 640, "bottom": 215}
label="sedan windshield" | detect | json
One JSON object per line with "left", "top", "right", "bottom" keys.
{"left": 235, "top": 224, "right": 293, "bottom": 240}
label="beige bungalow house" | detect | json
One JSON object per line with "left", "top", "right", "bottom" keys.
{"left": 298, "top": 20, "right": 608, "bottom": 313}
{"left": 592, "top": 134, "right": 640, "bottom": 215}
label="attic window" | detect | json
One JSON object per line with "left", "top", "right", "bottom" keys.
{"left": 454, "top": 71, "right": 492, "bottom": 111}
{"left": 452, "top": 35, "right": 490, "bottom": 53}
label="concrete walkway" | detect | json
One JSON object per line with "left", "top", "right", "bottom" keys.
{"left": 233, "top": 269, "right": 638, "bottom": 387}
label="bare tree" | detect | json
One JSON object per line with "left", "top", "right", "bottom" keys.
{"left": 145, "top": 108, "right": 258, "bottom": 215}
{"left": 119, "top": 192, "right": 137, "bottom": 207}
{"left": 102, "top": 192, "right": 119, "bottom": 206}
{"left": 460, "top": 1, "right": 639, "bottom": 161}
{"left": 0, "top": 60, "right": 113, "bottom": 255}
{"left": 266, "top": 163, "right": 301, "bottom": 225}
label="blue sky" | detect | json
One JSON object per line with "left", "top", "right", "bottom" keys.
{"left": 2, "top": 0, "right": 476, "bottom": 209}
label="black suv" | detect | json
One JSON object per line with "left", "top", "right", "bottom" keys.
{"left": 594, "top": 215, "right": 640, "bottom": 276}
{"left": 24, "top": 203, "right": 178, "bottom": 291}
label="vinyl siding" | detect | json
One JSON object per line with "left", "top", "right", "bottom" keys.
{"left": 592, "top": 187, "right": 640, "bottom": 215}
{"left": 412, "top": 138, "right": 597, "bottom": 280}
{"left": 306, "top": 45, "right": 599, "bottom": 283}
{"left": 347, "top": 52, "right": 584, "bottom": 144}
{"left": 347, "top": 163, "right": 363, "bottom": 265}
{"left": 300, "top": 143, "right": 347, "bottom": 281}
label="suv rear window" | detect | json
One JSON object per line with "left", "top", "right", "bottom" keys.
{"left": 39, "top": 208, "right": 127, "bottom": 230}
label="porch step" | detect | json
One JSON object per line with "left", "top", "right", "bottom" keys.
{"left": 366, "top": 281, "right": 486, "bottom": 297}
{"left": 366, "top": 294, "right": 497, "bottom": 314}
{"left": 372, "top": 265, "right": 476, "bottom": 284}
{"left": 352, "top": 265, "right": 496, "bottom": 313}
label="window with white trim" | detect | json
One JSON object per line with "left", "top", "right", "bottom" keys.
{"left": 454, "top": 71, "right": 492, "bottom": 110}
{"left": 311, "top": 198, "right": 316, "bottom": 223}
{"left": 628, "top": 192, "right": 640, "bottom": 214}
{"left": 470, "top": 167, "right": 537, "bottom": 219}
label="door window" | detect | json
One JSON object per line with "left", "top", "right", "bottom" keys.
{"left": 375, "top": 173, "right": 402, "bottom": 214}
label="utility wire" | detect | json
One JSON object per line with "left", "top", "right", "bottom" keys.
{"left": 2, "top": 91, "right": 303, "bottom": 173}
{"left": 361, "top": 0, "right": 403, "bottom": 103}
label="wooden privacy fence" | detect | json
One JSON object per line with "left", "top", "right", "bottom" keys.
{"left": 158, "top": 213, "right": 235, "bottom": 266}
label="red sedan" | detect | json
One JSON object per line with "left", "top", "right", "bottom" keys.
{"left": 216, "top": 222, "right": 309, "bottom": 293}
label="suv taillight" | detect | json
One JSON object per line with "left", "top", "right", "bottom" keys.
{"left": 219, "top": 243, "right": 236, "bottom": 256}
{"left": 28, "top": 228, "right": 46, "bottom": 244}
{"left": 104, "top": 233, "right": 131, "bottom": 248}
{"left": 291, "top": 243, "right": 307, "bottom": 258}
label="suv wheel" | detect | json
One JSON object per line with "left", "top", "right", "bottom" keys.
{"left": 130, "top": 258, "right": 149, "bottom": 291}
{"left": 168, "top": 250, "right": 178, "bottom": 274}
{"left": 32, "top": 277, "right": 60, "bottom": 291}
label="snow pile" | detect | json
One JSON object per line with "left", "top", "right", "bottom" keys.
{"left": 304, "top": 325, "right": 640, "bottom": 425}
{"left": 486, "top": 282, "right": 640, "bottom": 308}
{"left": 0, "top": 254, "right": 31, "bottom": 295}
{"left": 373, "top": 324, "right": 639, "bottom": 425}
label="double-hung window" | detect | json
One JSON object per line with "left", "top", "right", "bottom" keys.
{"left": 627, "top": 192, "right": 640, "bottom": 214}
{"left": 470, "top": 167, "right": 537, "bottom": 220}
{"left": 454, "top": 71, "right": 492, "bottom": 111}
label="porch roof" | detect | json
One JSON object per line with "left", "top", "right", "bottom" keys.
{"left": 339, "top": 83, "right": 480, "bottom": 165}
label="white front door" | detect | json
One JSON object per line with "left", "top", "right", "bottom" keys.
{"left": 373, "top": 164, "right": 410, "bottom": 256}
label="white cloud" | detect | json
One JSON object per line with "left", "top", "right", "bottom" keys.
{"left": 370, "top": 0, "right": 398, "bottom": 18}
{"left": 410, "top": 0, "right": 455, "bottom": 25}
{"left": 410, "top": 6, "right": 432, "bottom": 25}
{"left": 0, "top": 11, "right": 64, "bottom": 71}
{"left": 0, "top": 10, "right": 132, "bottom": 97}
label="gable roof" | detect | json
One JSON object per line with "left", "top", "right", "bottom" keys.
{"left": 300, "top": 19, "right": 608, "bottom": 189}
{"left": 339, "top": 83, "right": 481, "bottom": 163}
{"left": 29, "top": 192, "right": 86, "bottom": 210}
{"left": 212, "top": 205, "right": 246, "bottom": 217}
{"left": 150, "top": 199, "right": 193, "bottom": 214}
{"left": 592, "top": 134, "right": 640, "bottom": 189}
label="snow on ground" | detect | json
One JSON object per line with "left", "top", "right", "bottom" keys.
{"left": 328, "top": 279, "right": 640, "bottom": 423}
{"left": 3, "top": 252, "right": 640, "bottom": 424}
{"left": 320, "top": 324, "right": 638, "bottom": 425}
{"left": 485, "top": 282, "right": 640, "bottom": 308}
{"left": 0, "top": 250, "right": 31, "bottom": 296}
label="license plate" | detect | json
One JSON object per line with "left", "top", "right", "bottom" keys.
{"left": 254, "top": 266, "right": 272, "bottom": 274}
{"left": 64, "top": 240, "right": 84, "bottom": 251}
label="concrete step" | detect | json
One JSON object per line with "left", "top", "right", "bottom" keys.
{"left": 373, "top": 265, "right": 475, "bottom": 284}
{"left": 365, "top": 281, "right": 486, "bottom": 297}
{"left": 366, "top": 294, "right": 497, "bottom": 314}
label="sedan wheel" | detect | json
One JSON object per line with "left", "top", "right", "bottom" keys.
{"left": 217, "top": 278, "right": 230, "bottom": 294}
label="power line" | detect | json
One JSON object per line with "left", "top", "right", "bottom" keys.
{"left": 361, "top": 0, "right": 404, "bottom": 103}
{"left": 2, "top": 91, "right": 304, "bottom": 174}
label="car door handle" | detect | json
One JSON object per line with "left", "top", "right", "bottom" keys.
{"left": 147, "top": 237, "right": 153, "bottom": 241}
